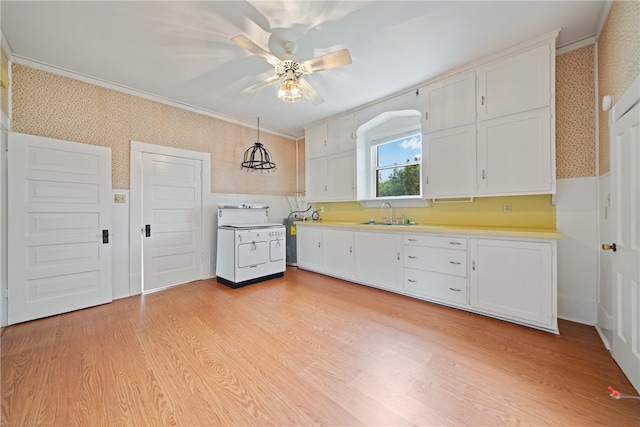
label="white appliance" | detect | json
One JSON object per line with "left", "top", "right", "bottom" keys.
{"left": 216, "top": 204, "right": 286, "bottom": 288}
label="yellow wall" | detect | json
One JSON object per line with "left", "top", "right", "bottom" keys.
{"left": 10, "top": 64, "right": 299, "bottom": 193}
{"left": 597, "top": 0, "right": 640, "bottom": 175}
{"left": 315, "top": 196, "right": 555, "bottom": 229}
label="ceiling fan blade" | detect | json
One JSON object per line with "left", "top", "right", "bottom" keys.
{"left": 231, "top": 35, "right": 281, "bottom": 67}
{"left": 298, "top": 78, "right": 324, "bottom": 106}
{"left": 300, "top": 49, "right": 352, "bottom": 74}
{"left": 240, "top": 74, "right": 281, "bottom": 94}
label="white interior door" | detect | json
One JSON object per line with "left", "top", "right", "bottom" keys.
{"left": 142, "top": 153, "right": 202, "bottom": 292}
{"left": 8, "top": 133, "right": 112, "bottom": 324}
{"left": 609, "top": 100, "right": 640, "bottom": 393}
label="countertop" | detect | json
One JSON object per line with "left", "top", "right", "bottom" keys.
{"left": 293, "top": 220, "right": 561, "bottom": 240}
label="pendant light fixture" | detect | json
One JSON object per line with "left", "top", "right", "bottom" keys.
{"left": 241, "top": 117, "right": 276, "bottom": 172}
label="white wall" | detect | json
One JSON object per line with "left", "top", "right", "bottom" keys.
{"left": 555, "top": 177, "right": 599, "bottom": 324}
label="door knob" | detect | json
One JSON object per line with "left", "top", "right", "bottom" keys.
{"left": 601, "top": 243, "right": 617, "bottom": 252}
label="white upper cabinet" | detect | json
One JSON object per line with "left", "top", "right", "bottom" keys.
{"left": 424, "top": 124, "right": 477, "bottom": 198}
{"left": 478, "top": 108, "right": 553, "bottom": 195}
{"left": 305, "top": 122, "right": 328, "bottom": 159}
{"left": 327, "top": 113, "right": 355, "bottom": 154}
{"left": 306, "top": 151, "right": 355, "bottom": 202}
{"left": 305, "top": 114, "right": 356, "bottom": 202}
{"left": 422, "top": 71, "right": 476, "bottom": 133}
{"left": 477, "top": 43, "right": 552, "bottom": 121}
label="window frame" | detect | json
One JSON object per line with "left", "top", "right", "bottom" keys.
{"left": 372, "top": 129, "right": 422, "bottom": 198}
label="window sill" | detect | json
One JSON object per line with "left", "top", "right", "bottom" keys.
{"left": 357, "top": 198, "right": 430, "bottom": 208}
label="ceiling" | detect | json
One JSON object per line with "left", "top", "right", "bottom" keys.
{"left": 1, "top": 1, "right": 606, "bottom": 138}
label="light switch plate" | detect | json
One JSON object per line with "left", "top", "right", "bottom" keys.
{"left": 114, "top": 194, "right": 126, "bottom": 203}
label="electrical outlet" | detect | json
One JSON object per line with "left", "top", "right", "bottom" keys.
{"left": 319, "top": 207, "right": 324, "bottom": 212}
{"left": 503, "top": 203, "right": 512, "bottom": 213}
{"left": 114, "top": 194, "right": 126, "bottom": 203}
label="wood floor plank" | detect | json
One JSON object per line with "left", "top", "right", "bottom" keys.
{"left": 2, "top": 267, "right": 639, "bottom": 426}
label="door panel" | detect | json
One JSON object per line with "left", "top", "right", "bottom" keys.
{"left": 8, "top": 133, "right": 112, "bottom": 324}
{"left": 143, "top": 153, "right": 202, "bottom": 291}
{"left": 610, "top": 100, "right": 640, "bottom": 393}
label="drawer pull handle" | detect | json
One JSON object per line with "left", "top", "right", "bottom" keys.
{"left": 449, "top": 287, "right": 462, "bottom": 292}
{"left": 449, "top": 261, "right": 461, "bottom": 265}
{"left": 449, "top": 242, "right": 461, "bottom": 245}
{"left": 408, "top": 238, "right": 418, "bottom": 242}
{"left": 408, "top": 255, "right": 418, "bottom": 259}
{"left": 408, "top": 279, "right": 417, "bottom": 283}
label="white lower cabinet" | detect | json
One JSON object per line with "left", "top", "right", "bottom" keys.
{"left": 323, "top": 229, "right": 354, "bottom": 280}
{"left": 296, "top": 226, "right": 323, "bottom": 272}
{"left": 403, "top": 234, "right": 468, "bottom": 306}
{"left": 354, "top": 232, "right": 402, "bottom": 291}
{"left": 296, "top": 225, "right": 558, "bottom": 333}
{"left": 469, "top": 238, "right": 556, "bottom": 331}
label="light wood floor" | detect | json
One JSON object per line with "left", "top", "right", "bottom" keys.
{"left": 1, "top": 267, "right": 638, "bottom": 426}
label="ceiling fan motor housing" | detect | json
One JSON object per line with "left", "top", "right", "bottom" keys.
{"left": 276, "top": 59, "right": 303, "bottom": 78}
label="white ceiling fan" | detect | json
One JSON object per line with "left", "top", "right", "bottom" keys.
{"left": 232, "top": 35, "right": 352, "bottom": 105}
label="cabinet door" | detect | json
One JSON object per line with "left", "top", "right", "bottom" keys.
{"left": 469, "top": 238, "right": 555, "bottom": 329}
{"left": 323, "top": 229, "right": 354, "bottom": 279}
{"left": 327, "top": 151, "right": 355, "bottom": 201}
{"left": 305, "top": 122, "right": 328, "bottom": 159}
{"left": 423, "top": 71, "right": 476, "bottom": 133}
{"left": 327, "top": 113, "right": 355, "bottom": 154}
{"left": 305, "top": 156, "right": 327, "bottom": 202}
{"left": 354, "top": 232, "right": 402, "bottom": 291}
{"left": 424, "top": 124, "right": 477, "bottom": 198}
{"left": 477, "top": 43, "right": 552, "bottom": 121}
{"left": 296, "top": 227, "right": 323, "bottom": 272}
{"left": 477, "top": 108, "right": 553, "bottom": 195}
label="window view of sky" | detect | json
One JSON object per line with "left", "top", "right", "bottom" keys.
{"left": 377, "top": 134, "right": 422, "bottom": 168}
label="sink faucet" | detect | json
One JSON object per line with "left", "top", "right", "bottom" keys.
{"left": 381, "top": 201, "right": 393, "bottom": 224}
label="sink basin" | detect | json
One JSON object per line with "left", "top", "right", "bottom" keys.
{"left": 359, "top": 222, "right": 414, "bottom": 226}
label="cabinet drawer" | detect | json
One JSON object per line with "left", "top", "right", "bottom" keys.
{"left": 404, "top": 235, "right": 467, "bottom": 250}
{"left": 404, "top": 268, "right": 467, "bottom": 305}
{"left": 404, "top": 246, "right": 467, "bottom": 277}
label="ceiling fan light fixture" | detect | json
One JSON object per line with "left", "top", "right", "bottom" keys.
{"left": 278, "top": 78, "right": 303, "bottom": 103}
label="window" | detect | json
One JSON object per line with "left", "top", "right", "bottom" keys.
{"left": 374, "top": 132, "right": 422, "bottom": 197}
{"left": 355, "top": 108, "right": 426, "bottom": 206}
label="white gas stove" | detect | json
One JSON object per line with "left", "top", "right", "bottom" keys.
{"left": 216, "top": 204, "right": 285, "bottom": 288}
